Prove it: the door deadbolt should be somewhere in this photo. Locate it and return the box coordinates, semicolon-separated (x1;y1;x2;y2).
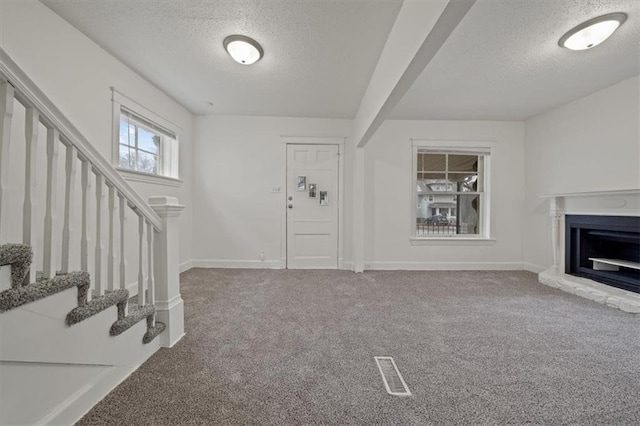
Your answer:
288;196;293;201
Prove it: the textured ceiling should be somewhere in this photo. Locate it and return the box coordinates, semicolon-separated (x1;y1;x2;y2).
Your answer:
42;0;639;121
41;0;403;117
390;0;640;120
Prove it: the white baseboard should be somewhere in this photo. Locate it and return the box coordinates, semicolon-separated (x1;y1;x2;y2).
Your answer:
2;341;160;426
523;262;547;273
188;259;357;271
190;259;284;269
182;260;524;272
363;261;524;271
179;260;193;273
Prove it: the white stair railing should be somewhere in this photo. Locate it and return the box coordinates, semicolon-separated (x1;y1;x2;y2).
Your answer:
0;48;184;346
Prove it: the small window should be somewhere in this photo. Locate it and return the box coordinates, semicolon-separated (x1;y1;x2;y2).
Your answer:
119;111;163;174
413;142;491;239
112;89;179;180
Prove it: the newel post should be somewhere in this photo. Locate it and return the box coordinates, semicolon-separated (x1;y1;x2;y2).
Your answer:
149;196;185;347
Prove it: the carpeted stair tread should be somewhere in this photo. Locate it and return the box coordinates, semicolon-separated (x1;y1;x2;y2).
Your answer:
1;244;165;346
142;320;166;344
0;243;33;287
110;304;155;336
66;289;129;326
0;270;89;313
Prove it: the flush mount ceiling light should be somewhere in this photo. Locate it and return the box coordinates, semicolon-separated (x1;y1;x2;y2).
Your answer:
223;35;263;65
559;13;627;51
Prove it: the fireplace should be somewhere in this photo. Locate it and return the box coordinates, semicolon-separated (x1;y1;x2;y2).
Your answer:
538;190;640;313
565;215;640;294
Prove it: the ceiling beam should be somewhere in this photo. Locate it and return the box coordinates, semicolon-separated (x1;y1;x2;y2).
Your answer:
352;0;476;148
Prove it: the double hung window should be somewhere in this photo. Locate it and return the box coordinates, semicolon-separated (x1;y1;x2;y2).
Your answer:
413;142;491;239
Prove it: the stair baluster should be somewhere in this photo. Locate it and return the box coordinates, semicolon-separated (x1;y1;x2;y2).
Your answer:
80;157;90;284
147;219;155;325
107;184;115;291
0;81;14;238
94;172;103;296
43;127;59;278
118;192;126;290
137;211;145;307
23;108;38;284
61;144;76;273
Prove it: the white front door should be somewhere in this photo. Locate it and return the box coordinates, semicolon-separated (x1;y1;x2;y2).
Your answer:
286;144;339;269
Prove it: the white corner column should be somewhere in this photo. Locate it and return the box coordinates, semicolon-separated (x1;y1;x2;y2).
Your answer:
549;196;565;274
149;196;185;347
352;147;365;273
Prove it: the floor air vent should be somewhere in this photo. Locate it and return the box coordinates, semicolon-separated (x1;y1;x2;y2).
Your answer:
375;356;411;396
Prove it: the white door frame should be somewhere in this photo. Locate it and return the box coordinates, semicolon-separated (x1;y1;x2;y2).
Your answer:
280;136;346;269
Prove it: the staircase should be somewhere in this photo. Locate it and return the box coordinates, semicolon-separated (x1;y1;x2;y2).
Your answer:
0;49;185;424
0;243;165;343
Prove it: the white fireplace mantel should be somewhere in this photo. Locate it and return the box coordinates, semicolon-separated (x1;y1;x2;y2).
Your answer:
537;188;640;314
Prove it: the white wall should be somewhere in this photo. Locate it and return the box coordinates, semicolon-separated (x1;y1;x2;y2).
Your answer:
4;1;635;277
363;120;526;269
0;0;194;267
523;75;640;272
192;115;352;267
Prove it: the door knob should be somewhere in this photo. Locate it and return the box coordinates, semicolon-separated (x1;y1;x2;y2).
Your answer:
288;204;293;209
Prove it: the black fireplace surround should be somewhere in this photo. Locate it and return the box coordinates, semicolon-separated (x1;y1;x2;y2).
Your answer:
565;215;640;294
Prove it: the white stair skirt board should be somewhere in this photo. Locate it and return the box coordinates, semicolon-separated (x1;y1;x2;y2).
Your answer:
0;361;144;426
0;285;162;425
375;356;412;396
0;286;160;366
0;362;111;426
539;267;640;314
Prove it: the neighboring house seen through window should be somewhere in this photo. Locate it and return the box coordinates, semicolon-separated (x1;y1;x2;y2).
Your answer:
413;141;491;239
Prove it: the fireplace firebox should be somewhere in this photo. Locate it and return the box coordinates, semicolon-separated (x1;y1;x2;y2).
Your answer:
565;215;640;294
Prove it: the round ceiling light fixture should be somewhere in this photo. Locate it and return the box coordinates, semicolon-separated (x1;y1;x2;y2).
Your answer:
559;13;627;51
223;35;263;65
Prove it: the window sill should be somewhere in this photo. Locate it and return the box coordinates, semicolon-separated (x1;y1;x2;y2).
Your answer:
116;168;182;188
410;237;496;246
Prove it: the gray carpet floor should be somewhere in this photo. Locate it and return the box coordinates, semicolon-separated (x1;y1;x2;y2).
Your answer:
77;269;640;425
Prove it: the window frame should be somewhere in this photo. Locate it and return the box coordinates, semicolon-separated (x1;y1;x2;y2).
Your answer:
111;88;181;186
410;139;493;242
